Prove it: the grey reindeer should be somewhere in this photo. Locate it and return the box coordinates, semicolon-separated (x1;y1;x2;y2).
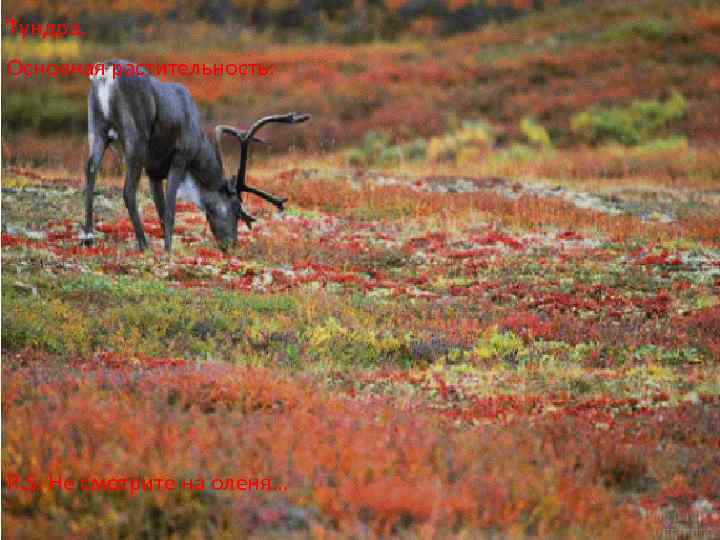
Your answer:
83;59;309;251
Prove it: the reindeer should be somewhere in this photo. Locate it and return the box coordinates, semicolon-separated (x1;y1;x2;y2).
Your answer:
82;59;309;252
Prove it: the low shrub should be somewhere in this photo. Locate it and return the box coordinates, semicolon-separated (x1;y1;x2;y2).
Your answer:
602;17;677;43
570;90;687;146
520;116;553;150
2;91;85;133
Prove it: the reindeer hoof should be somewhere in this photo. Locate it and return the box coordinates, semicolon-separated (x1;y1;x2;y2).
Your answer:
79;232;96;247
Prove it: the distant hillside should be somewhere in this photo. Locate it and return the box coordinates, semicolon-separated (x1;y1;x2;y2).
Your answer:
2;0;719;156
2;0;572;43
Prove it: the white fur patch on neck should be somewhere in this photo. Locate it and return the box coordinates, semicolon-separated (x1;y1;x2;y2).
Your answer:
177;173;206;211
94;74;115;119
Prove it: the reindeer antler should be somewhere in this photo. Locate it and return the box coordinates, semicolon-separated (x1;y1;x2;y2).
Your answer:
215;113;309;228
240;113;310;144
215;125;266;151
235;112;310;205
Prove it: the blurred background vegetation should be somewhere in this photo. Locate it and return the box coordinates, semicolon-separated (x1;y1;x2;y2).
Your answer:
1;0;719;175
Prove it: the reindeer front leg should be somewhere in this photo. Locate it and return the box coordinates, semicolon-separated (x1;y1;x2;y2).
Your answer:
164;157;187;252
149;178;166;235
123;158;148;251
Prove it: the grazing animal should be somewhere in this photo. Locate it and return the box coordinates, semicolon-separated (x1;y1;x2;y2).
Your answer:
83;59;309;251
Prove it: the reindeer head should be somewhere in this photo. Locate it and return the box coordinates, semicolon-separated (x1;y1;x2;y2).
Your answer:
213;113;310;250
201;183;245;251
